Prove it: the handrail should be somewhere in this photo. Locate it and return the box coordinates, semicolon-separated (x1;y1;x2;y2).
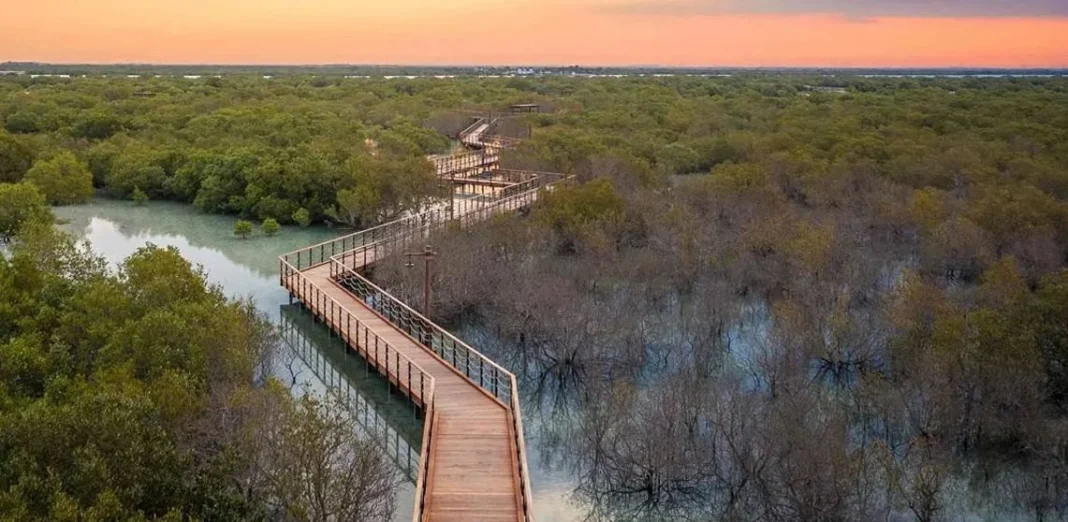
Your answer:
279;257;448;520
279;309;423;482
280;207;449;272
278;155;568;522
331;179;562;275
331;258;535;521
481;134;522;149
458;117;486;140
412;387;436;521
278;169;563;273
459;116;498;147
510;382;535;521
432;149;499;178
279;258;435;409
322;182;564;522
332;259;516;404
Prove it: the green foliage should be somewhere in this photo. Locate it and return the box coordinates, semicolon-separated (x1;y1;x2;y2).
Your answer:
70;110;123;140
132;187;148;206
292;208;311;228
0;132;33;183
233;219;253;239
261;218;280;236
85;141;120;187
1029;271;1068;406
0;231;397;520
2;71;1068;518
3;111;40;134
655;142;701;174
518;128;607;174
0;182;53;241
536;179;624;235
377;119;450;155
0;238;250;519
326;156;438;228
105;148;168;198
24;152;94;205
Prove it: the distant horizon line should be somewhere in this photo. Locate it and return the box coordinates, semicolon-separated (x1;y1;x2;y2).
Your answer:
3;61;1068;71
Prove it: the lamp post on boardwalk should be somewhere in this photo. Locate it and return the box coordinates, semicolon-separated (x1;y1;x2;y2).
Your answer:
405;245;437;318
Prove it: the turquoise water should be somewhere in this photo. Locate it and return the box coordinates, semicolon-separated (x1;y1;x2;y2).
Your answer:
54;199;336;321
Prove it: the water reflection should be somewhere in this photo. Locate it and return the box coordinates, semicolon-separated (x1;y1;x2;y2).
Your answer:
55;200;340;321
278;303;423;482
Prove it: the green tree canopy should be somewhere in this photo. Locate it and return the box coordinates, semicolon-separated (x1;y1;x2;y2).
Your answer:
24;151;94;205
292;208;311;228
0;182;53;241
234;219;253;239
261;218;280;237
71;110;123;140
0;132;33;183
0;231;397;520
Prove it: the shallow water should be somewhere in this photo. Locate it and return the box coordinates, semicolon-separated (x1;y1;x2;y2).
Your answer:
54;199;336;321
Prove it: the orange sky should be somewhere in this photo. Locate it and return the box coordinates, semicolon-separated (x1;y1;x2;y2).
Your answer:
1;0;1066;66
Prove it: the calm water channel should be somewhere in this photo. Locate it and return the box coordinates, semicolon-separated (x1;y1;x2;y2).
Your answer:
53;199;583;522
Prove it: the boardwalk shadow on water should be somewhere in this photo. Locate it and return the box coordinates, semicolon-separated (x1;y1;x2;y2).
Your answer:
277;303;425;483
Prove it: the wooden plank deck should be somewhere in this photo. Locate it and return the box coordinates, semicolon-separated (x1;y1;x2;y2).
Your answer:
278;168;562;521
285;264;523;522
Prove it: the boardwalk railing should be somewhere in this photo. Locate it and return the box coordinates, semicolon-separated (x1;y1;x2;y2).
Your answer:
413;386;437;522
458;117;487;142
331;174;566;273
279;209;448;272
279;260;435;409
432;149;498;178
480;134;522;149
280;257;444;519
279;306;422;482
330;260;535;521
320;179;565;522
279;158;566;521
332;261;515;403
279;169;566;273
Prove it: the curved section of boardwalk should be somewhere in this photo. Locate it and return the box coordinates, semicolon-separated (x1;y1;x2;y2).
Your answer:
281;119;560;521
299;264;522;521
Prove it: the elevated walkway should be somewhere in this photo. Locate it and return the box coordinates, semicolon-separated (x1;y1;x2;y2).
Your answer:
280;179;563;521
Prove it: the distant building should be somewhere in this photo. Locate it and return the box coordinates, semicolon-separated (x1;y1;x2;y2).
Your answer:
804;85;849;95
0;70;25;76
510;103;540;114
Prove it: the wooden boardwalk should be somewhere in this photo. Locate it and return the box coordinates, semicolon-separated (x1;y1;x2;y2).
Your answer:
280;115;565;520
279;182;566;521
284;265;524;521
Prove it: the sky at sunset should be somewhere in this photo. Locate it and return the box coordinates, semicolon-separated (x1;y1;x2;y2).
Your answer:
2;0;1067;67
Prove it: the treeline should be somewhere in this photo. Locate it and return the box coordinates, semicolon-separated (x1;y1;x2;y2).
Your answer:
0;198;397;521
371;77;1068;519
5;74;1066;229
